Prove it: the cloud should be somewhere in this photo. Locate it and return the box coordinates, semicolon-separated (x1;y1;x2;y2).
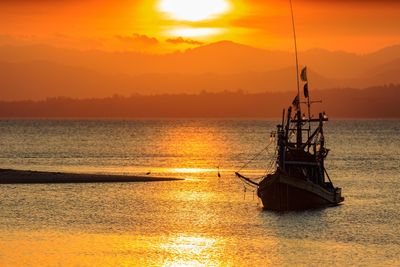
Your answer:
166;37;204;45
0;34;45;46
115;33;159;46
0;0;84;4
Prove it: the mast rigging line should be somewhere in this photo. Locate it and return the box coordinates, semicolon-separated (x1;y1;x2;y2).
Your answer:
235;139;274;174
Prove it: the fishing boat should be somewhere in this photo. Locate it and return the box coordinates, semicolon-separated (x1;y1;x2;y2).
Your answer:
235;0;344;211
236;88;344;211
236;74;344;211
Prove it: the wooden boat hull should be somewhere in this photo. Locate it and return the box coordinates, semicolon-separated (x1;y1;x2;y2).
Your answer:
257;172;344;211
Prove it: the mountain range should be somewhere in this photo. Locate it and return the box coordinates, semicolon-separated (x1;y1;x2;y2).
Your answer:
0;41;399;100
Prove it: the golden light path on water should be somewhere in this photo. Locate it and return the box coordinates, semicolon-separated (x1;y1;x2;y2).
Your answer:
1;229;398;266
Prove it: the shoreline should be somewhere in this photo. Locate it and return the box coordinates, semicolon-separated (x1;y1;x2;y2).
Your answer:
0;169;183;184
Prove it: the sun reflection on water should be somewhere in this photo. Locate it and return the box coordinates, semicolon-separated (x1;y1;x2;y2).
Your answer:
153;122;228;178
160;235;222;267
0;231;228;267
172;167;215;173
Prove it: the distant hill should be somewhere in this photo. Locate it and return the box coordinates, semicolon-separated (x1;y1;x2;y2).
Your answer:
0;41;293;75
0;42;399;100
0;60;334;100
301;45;400;79
363;58;400;85
1;85;399;118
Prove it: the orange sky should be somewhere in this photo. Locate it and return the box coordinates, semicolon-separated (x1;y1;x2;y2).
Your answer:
0;0;399;53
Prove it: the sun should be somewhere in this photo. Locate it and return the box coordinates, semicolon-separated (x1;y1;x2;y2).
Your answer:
158;0;231;22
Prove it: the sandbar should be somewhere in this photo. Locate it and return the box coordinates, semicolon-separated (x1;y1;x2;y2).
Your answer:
0;169;183;184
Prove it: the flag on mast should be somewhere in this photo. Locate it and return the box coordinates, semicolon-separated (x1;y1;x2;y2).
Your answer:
300;66;308;82
304;82;309;98
292;95;299;110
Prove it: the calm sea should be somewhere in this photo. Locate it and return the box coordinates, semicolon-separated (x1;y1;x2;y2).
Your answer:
0;119;399;266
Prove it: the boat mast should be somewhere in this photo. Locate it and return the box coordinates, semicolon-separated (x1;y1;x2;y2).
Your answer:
290;0;301;101
289;0;303;147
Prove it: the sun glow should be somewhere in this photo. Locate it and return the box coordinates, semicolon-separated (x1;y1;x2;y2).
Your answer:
159;0;231;22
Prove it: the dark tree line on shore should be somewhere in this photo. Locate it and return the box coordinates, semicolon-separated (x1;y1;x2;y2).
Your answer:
0;85;399;118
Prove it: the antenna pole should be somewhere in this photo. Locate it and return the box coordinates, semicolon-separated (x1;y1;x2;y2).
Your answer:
289;0;301;102
307;78;311;139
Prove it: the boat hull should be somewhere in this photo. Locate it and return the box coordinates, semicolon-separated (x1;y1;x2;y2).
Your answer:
257;172;344;211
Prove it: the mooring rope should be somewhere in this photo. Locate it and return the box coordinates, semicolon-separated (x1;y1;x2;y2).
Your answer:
235;138;276;174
